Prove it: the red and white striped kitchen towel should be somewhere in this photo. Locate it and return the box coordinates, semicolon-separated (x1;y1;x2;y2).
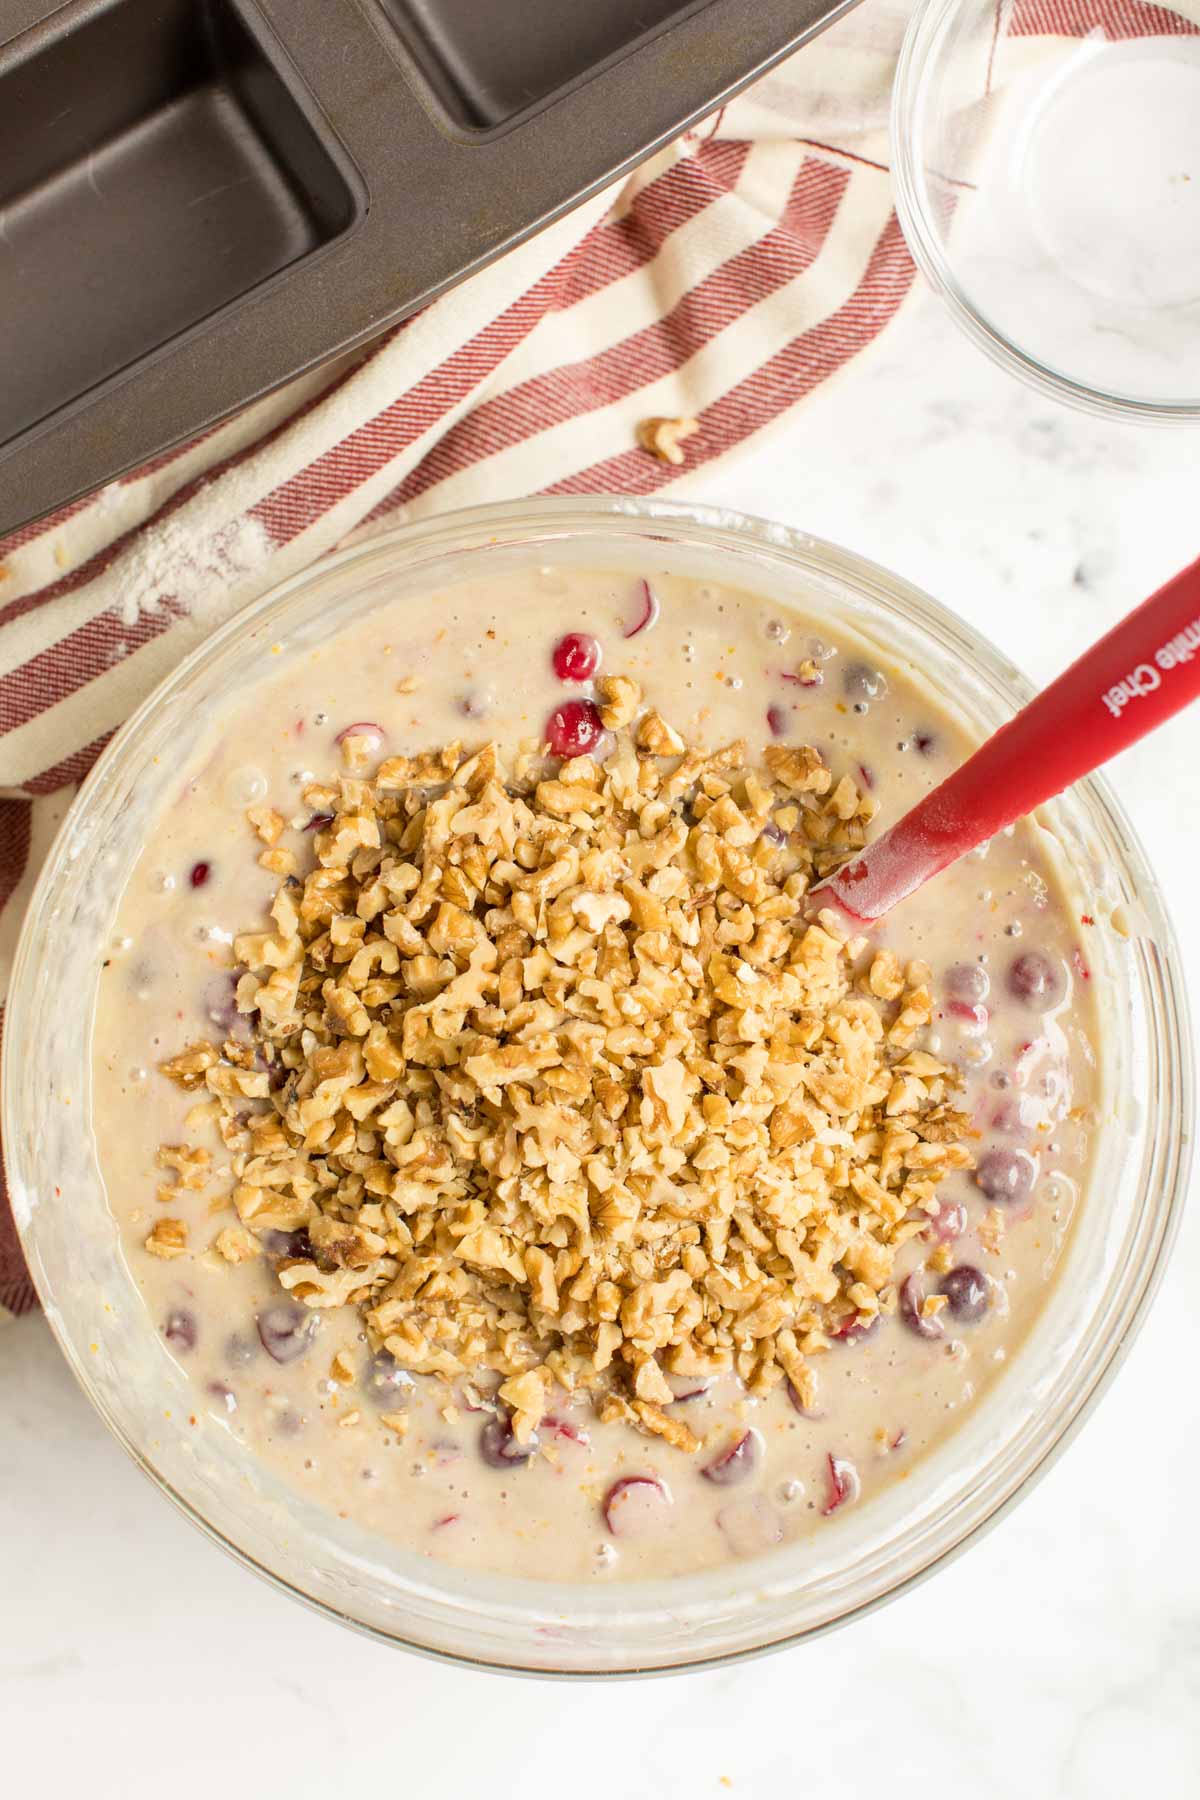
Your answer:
1;0;1176;1316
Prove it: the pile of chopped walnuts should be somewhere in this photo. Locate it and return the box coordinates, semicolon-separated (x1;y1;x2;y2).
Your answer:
156;674;972;1450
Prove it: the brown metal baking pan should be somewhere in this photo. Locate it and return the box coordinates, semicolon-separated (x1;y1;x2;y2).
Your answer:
0;0;860;536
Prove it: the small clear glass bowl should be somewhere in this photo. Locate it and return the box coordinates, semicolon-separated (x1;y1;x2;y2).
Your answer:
892;0;1200;419
5;498;1192;1674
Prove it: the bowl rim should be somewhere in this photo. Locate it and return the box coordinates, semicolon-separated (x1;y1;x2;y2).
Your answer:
890;0;1200;424
6;494;1194;1675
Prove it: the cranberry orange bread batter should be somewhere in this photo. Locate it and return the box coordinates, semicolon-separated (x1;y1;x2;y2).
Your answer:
93;566;1098;1581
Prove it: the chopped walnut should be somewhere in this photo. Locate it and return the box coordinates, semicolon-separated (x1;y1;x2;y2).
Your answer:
246;806;285;846
258;846;297;877
636;710;686;756
978;1206;1007;1255
764;743;832;795
145;1217;188;1259
633;1400;699;1453
160;703;971;1453
156;1143;211;1191
868;951;905;1002
596;674;641;730
214;1224;261;1264
159;1043;221;1091
636;415;700;466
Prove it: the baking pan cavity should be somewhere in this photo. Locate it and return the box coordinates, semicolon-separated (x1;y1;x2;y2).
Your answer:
380;0;710;132
0;0;358;444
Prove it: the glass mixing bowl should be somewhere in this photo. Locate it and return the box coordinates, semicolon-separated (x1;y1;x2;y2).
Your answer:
892;0;1200;420
5;498;1192;1674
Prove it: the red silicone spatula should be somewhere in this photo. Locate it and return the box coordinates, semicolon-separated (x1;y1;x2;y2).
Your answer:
813;552;1200;926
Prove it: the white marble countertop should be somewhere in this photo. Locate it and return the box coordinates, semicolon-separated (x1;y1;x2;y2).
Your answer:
3;288;1199;1796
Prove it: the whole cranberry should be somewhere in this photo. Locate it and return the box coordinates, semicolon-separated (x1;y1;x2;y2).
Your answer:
551;632;602;682
945;962;990;1003
842;662;887;702
926;1201;967;1245
666;1373;713;1403
701;1430;763;1487
973;1146;1037;1205
830;1312;881;1346
899;1271;944;1340
603;1475;672;1537
1007;951;1063;1006
163;1309;197;1353
363;1351;415;1408
940;1264;991;1324
822;1454;861;1515
479;1415;537;1468
544;699;604;759
256;1304;317;1365
260;1228;314;1260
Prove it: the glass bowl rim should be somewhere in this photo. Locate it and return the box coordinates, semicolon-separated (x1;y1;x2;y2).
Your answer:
890;0;1200;424
6;494;1193;1675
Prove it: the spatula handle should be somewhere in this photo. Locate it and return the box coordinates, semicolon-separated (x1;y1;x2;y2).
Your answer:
821;553;1200;924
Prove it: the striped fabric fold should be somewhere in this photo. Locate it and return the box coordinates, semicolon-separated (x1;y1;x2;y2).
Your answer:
0;1;921;1317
